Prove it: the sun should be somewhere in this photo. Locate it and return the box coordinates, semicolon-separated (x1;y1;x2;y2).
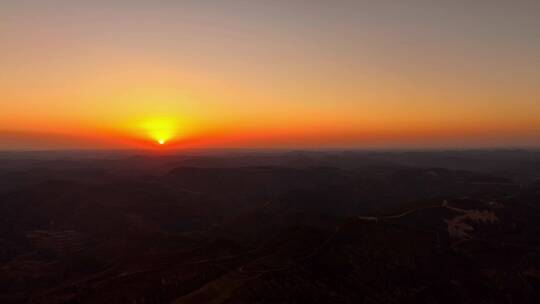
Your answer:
139;118;178;146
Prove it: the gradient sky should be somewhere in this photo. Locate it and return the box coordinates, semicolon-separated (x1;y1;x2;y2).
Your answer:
1;0;540;149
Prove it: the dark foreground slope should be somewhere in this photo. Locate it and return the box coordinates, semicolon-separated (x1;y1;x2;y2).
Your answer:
0;151;539;303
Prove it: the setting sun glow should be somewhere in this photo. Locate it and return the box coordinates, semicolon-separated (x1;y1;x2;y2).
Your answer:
139;118;178;147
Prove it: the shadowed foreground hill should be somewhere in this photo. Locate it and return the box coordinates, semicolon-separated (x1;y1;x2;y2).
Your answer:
0;151;539;303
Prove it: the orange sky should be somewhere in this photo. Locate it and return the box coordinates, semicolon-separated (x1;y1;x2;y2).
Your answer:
1;1;540;150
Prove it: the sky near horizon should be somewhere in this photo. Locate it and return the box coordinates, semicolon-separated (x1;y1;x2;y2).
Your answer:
1;0;540;150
